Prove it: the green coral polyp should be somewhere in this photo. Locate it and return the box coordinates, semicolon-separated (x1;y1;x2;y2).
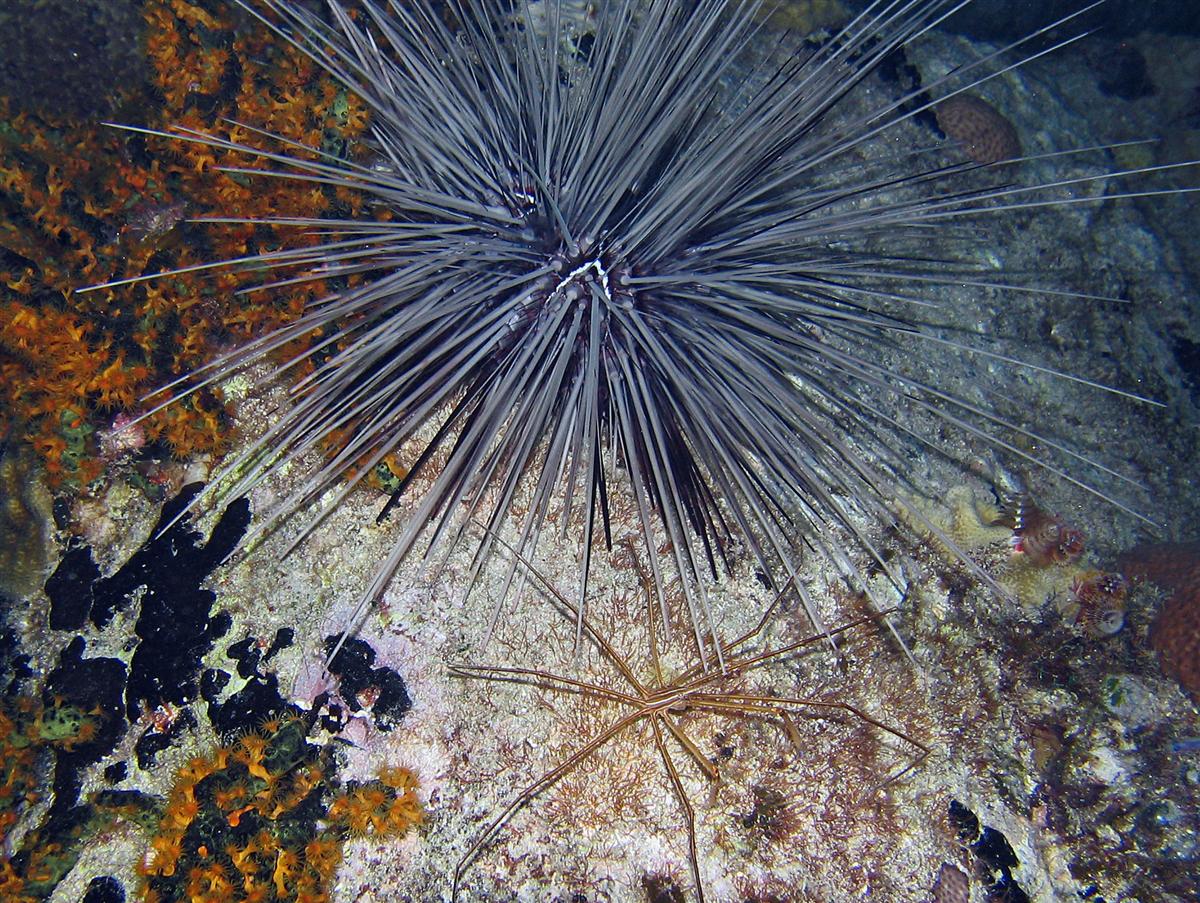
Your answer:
35;702;96;746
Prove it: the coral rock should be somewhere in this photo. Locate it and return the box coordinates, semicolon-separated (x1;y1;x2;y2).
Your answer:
0;445;54;599
1118;540;1200;701
935;94;1022;165
1063;570;1128;638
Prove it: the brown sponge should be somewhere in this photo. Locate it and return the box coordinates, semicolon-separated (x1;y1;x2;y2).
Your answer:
1118;540;1200;702
935;94;1022;165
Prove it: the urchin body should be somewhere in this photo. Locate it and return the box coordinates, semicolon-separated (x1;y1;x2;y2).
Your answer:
95;0;1170;657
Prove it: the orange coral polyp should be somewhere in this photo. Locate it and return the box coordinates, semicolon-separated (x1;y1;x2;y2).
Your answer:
272;848;300;897
1;0;373;481
212;783;248;811
303;836;342;880
148;834;183;877
386;796;423;832
377;766;417;790
237;732;268;758
226;803;257;828
241;885;270;903
167;795;200;830
177;756;215;786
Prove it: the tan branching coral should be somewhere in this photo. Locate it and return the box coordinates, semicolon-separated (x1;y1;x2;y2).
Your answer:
450;541;928;901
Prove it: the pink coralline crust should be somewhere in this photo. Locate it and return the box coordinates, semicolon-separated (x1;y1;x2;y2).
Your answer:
98;411;147;460
290;623;421;758
1117;540;1200;701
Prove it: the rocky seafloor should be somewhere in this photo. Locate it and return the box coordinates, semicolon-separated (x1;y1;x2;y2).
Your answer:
2;5;1200;903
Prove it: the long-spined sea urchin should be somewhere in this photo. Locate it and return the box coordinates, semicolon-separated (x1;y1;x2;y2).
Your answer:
83;0;1191;660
